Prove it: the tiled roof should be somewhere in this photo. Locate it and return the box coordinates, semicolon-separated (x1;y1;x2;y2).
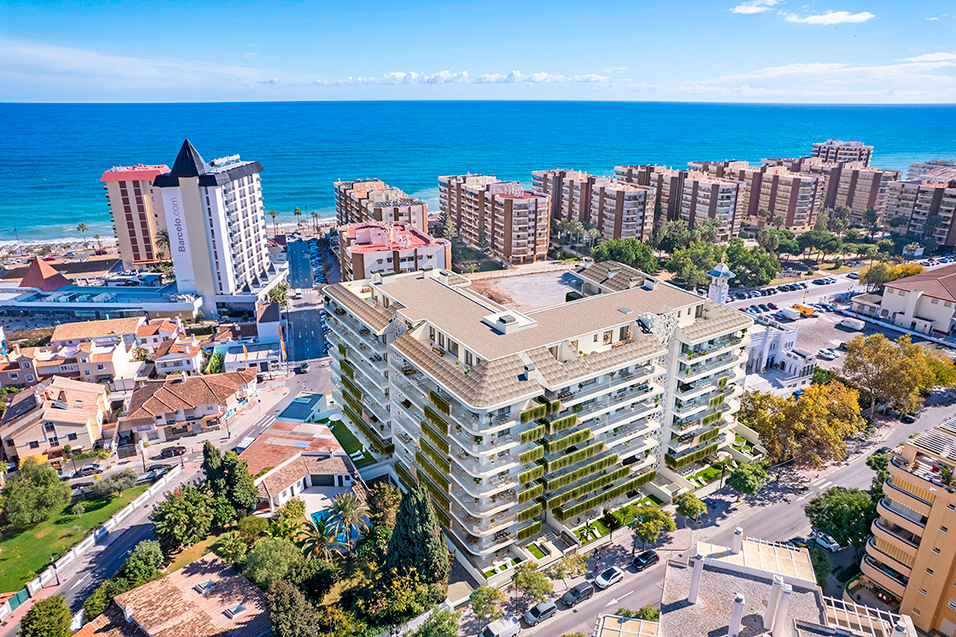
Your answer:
18;257;71;292
0;376;105;439
125;369;255;419
575;261;650;292
324;283;395;332
677;303;752;344
51;317;144;343
256;453;352;498
239;418;342;476
154;339;201;359
256;302;281;324
136;320;178;337
884;263;956;302
213;323;258;342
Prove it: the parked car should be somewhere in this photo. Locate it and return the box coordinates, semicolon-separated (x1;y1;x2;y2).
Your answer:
561;582;594;607
848;272;859;279
632;550;660;572
72;481;94;490
787;537;808;548
767;303;779;310
145;464;170;474
159;446;187;459
758;304;770;313
523;600;557;626
595;566;624;589
810;529;841;552
901;411;920;424
817;348;837;361
873;447;892;456
72;465;99;478
481;617;521;637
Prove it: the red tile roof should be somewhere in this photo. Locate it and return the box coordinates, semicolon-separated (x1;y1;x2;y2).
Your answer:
125;369;255;419
100;165;170;183
885;263;956;303
18;257;70;292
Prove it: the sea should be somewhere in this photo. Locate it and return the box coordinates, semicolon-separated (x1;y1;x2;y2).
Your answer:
1;101;954;242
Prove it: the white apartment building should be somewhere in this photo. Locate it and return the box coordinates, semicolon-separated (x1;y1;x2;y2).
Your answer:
811;139;873;166
101;164;169;267
152;140;287;314
333;179;427;233
337;221;451;281
324;261;752;582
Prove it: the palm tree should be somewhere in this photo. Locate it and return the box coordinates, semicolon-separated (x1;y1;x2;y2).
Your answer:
328;492;369;552
300;517;345;561
155;228;170;254
268;209;278;235
311;211;319;232
93;234;101;250
214;530;248;564
293;207;303;227
267;517;302;540
587;227;602;249
772;214;786;230
77;223;88;243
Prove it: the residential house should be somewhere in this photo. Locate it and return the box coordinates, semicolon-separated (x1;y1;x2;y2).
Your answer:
153;338;204;376
254;451;367;514
49;316;145;349
852;264;956;335
134;318;183;354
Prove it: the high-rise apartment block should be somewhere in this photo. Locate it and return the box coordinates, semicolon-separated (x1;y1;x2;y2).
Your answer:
907;160;956;181
850;422;956;635
101;164;170;267
152;140;286;312
439;175;550;264
689;161;822;233
333;179;427;233
614;165;685;223
337;221;451;281
532;169;604;224
811;139;873;166
882;179;956;247
324;261;752;581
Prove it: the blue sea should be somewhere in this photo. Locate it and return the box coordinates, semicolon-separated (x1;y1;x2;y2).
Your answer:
1;101;954;241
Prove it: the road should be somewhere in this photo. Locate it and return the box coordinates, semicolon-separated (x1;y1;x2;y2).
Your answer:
286;239;328;362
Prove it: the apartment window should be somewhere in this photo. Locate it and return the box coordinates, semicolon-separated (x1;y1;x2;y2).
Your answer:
96;364;105;371
927;568;935;576
438;334;444;348
949;504;955;510
28;441;39;449
68;433;78;441
26;375;33;382
83;370;91;376
934;548;941;554
603;331;612;345
919;589;927;596
912;609;921;616
948;599;956;612
943;526;949;533
8;373;17;380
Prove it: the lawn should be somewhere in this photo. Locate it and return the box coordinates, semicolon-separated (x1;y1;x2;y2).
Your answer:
329;422;375;467
574;518;611;543
0;484;150;591
690;466;721;485
477;260;505;272
528;543;546;560
167;529;230;573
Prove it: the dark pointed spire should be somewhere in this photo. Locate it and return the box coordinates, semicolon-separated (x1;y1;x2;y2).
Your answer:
169;139;207;178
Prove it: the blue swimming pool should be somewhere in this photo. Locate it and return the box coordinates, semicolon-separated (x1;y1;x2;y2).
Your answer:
310;510;356;544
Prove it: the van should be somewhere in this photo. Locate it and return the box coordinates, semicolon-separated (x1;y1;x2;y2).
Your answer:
780;307;801;321
293;288;302;300
523;600;557;626
792;303;816;317
480;616;521;637
840;317;865;331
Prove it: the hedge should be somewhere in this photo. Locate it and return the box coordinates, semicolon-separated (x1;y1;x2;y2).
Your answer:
520;424;547;445
433;503;450;528
337;343;347;358
517;520;542;541
702;412;721;427
710;393;725;408
420;438;451;474
395;461;415;488
519;465;544;485
421;474;450;513
518;502;542;522
342;375;362;401
543;442;604;473
343;404;394;455
547;414;577;434
519;446;545;465
416;451;450;493
536;395;562;414
521;404;548;424
544;453;619;491
555;471;656;522
424;405;449;434
342;391;363;417
543;428;591;455
698;427;719;444
518;484;544;504
429;390;450;415
546;465;630;509
718;376;729;389
340;358;355;380
420;421;450;454
665;442;719;469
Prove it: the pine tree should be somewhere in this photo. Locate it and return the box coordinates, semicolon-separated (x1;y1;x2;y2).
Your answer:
222;451;258;511
202;441;226;493
384;482;449;585
20;595;71;637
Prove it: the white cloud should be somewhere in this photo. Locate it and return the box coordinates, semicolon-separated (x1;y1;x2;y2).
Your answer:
901;52;956;62
602;66;629;73
304;70;470;86
258;77;279;85
571;74;610;82
928;17;939;20
474;71;608;84
243;52;258;58
784;10;876;24
731;0;782;14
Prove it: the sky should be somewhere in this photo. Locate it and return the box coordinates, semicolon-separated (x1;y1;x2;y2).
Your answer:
0;0;953;103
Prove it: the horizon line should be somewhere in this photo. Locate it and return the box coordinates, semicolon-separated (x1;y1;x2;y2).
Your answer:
2;99;956;107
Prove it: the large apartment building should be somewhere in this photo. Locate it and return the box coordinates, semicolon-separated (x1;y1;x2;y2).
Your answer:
689;161;822;233
811;139;873;166
614;165;684;223
907;160;956;181
438;175;550;264
849;422;956;636
324;261;752;581
333;179;427;233
531;169;605;223
337;221;450;281
101;164;169;268
152;140;286;312
882;179;956;247
679;171;745;241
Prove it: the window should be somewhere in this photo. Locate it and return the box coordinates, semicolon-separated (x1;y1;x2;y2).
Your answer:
948;504;954;510
943;526;949;533
919;589;927;596
593;334;598;343
67;433;78;441
83;370;91;376
934;547;941;555
26;375;33;382
913;609;921;616
619;326;628;341
28;441;39;449
948;599;956;612
96;364;105;371
8;373;17;380
932;299;940;305
603;331;612;345
927;568;935;576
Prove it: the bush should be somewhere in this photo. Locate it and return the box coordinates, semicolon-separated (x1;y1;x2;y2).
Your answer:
239;515;270;545
83;577;132;620
616;605;660;621
120;540;163;585
241;537;302;589
92;469;137;498
277;497;306;520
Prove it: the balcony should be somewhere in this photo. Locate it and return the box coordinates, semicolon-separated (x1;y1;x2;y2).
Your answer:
876;498;926;537
679;334;747;361
681;353;741;381
865;537;913;577
861;556;908;599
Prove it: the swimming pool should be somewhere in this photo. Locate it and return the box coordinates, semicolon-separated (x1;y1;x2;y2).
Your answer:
310;510;357;544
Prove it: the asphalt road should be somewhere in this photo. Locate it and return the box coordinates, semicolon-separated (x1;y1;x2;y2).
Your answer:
286;239;328;362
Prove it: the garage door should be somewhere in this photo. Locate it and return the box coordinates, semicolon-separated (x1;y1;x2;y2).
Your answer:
311;474;335;486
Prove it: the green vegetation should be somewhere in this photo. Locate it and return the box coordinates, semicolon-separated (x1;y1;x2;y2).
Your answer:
329;422;375;467
543;429;591;454
517;520;542;541
543;441;605;472
519;445;545;464
727;462;770;502
528;543;547;560
664;442;718;470
591;238;660;273
520;404;548;424
520;423;547;444
616;606;661;621
20;594;71;637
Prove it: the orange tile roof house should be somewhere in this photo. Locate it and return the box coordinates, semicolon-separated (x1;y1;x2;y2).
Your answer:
75;554;270;637
118;369;257;444
134;318;183;354
253;451;367;515
153;338;204;377
50;316;146;347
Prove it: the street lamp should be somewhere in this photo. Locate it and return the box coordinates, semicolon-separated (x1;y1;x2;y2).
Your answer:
50;556;60;586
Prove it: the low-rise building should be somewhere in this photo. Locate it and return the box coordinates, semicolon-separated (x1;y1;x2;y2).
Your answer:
118;369;257;444
154;338;204;376
134;318;183;354
851;264;956;335
74;554;270;637
222;341;282;374
744;317;816;391
0;338;146;391
334;179;428;233
811;138;873;166
338;221;450;281
50;316;144;349
253;451;367;515
0;376;109;466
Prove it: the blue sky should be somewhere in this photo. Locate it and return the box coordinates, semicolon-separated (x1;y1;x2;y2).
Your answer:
0;0;953;103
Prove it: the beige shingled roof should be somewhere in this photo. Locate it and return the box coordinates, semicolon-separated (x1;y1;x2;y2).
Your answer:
126;369;256;419
677;303;752;344
51;317;144;343
325;283;395;332
576;260;650;292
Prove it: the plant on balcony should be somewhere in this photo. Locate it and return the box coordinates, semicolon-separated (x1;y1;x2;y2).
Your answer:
429;391;450;415
544;442;605;473
520;404;548;424
340;358;355;379
547;414;577;434
518;503;542;522
519;466;544;485
572;404;583;414
520;424;546;445
395;461;415;488
535;395;561;414
718;376;729;389
554;471;655;522
697;427;719;444
518;484;544;504
543;429;591;455
419;421;449;454
546;466;631;509
664;442;719;470
342;391;363;417
337;344;347;358
424;405;449;435
544;454;620;491
342;375;362;401
710;394;725;408
519;446;545;465
420;439;451;474
416;451;450;493
517;520;542;541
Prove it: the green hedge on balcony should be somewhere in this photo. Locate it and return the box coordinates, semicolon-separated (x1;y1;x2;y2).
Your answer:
698;427;719;444
543;442;605;473
416;451;450;493
520;424;547;445
424;405;449;434
519;465;544;485
518;484;544;504
420;421;450;454
554;471;656;522
420;438;451;474
544;428;591;455
521;404;548;424
518;503;542;522
395;461;415;488
342;391;363;417
665;442;719;469
718;376;729;389
429;390;451;415
536;395;562;414
702;412;721;427
546;465;630;509
342;375;362;401
547;414;577;434
710;393;725;408
517;520;542;541
519;446;544;465
544;453;619;491
340;358;355;380
337;343;347;358
344;405;394;456
420;474;450;513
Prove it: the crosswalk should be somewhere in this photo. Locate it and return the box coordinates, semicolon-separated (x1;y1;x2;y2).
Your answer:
795;475;833;501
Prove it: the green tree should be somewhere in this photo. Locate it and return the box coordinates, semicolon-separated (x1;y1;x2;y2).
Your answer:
83;577;132;620
204;351;224;374
441;215;457;242
922;352;956;394
269;209;279;235
268;280;291;308
156;227;171;253
842;334;933;418
674;492;708;522
317;605;366;637
76;222;88;243
239;515;270;545
277;496;306;520
713;457;735;488
202;440;225;492
591;239;660;273
727;462;769;502
222;450;258;511
367;481;402;529
293;206;303;227
241;537;302;588
120;539;164;585
756;229;780;252
470;586;505;624
210;494;238;529
410;609;462;637
629;506;675;551
301;516;346;561
19;594;71;637
214;530;248;564
511;562;553;605
616;606;660;621
264;579;323;637
287;556;340;603
863;207;880;239
866;452;890;501
805;487;876;555
385;482;450;585
150;485;213;552
814;207;831;233
268;517;303;540
547;553;588;590
1;457;72;527
91;468;137;498
329;491;369;553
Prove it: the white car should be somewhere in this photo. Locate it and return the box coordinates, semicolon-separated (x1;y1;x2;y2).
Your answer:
822;348;840;359
811;530;841;552
595;566;624;589
817;348;837;361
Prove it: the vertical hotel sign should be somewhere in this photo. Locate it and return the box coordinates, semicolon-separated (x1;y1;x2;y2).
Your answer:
160;187;197;294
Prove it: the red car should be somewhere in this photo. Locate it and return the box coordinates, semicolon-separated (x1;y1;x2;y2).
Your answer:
42;256;56;261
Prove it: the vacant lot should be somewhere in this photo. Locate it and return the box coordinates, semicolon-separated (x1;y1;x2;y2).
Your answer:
467;271;577;312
